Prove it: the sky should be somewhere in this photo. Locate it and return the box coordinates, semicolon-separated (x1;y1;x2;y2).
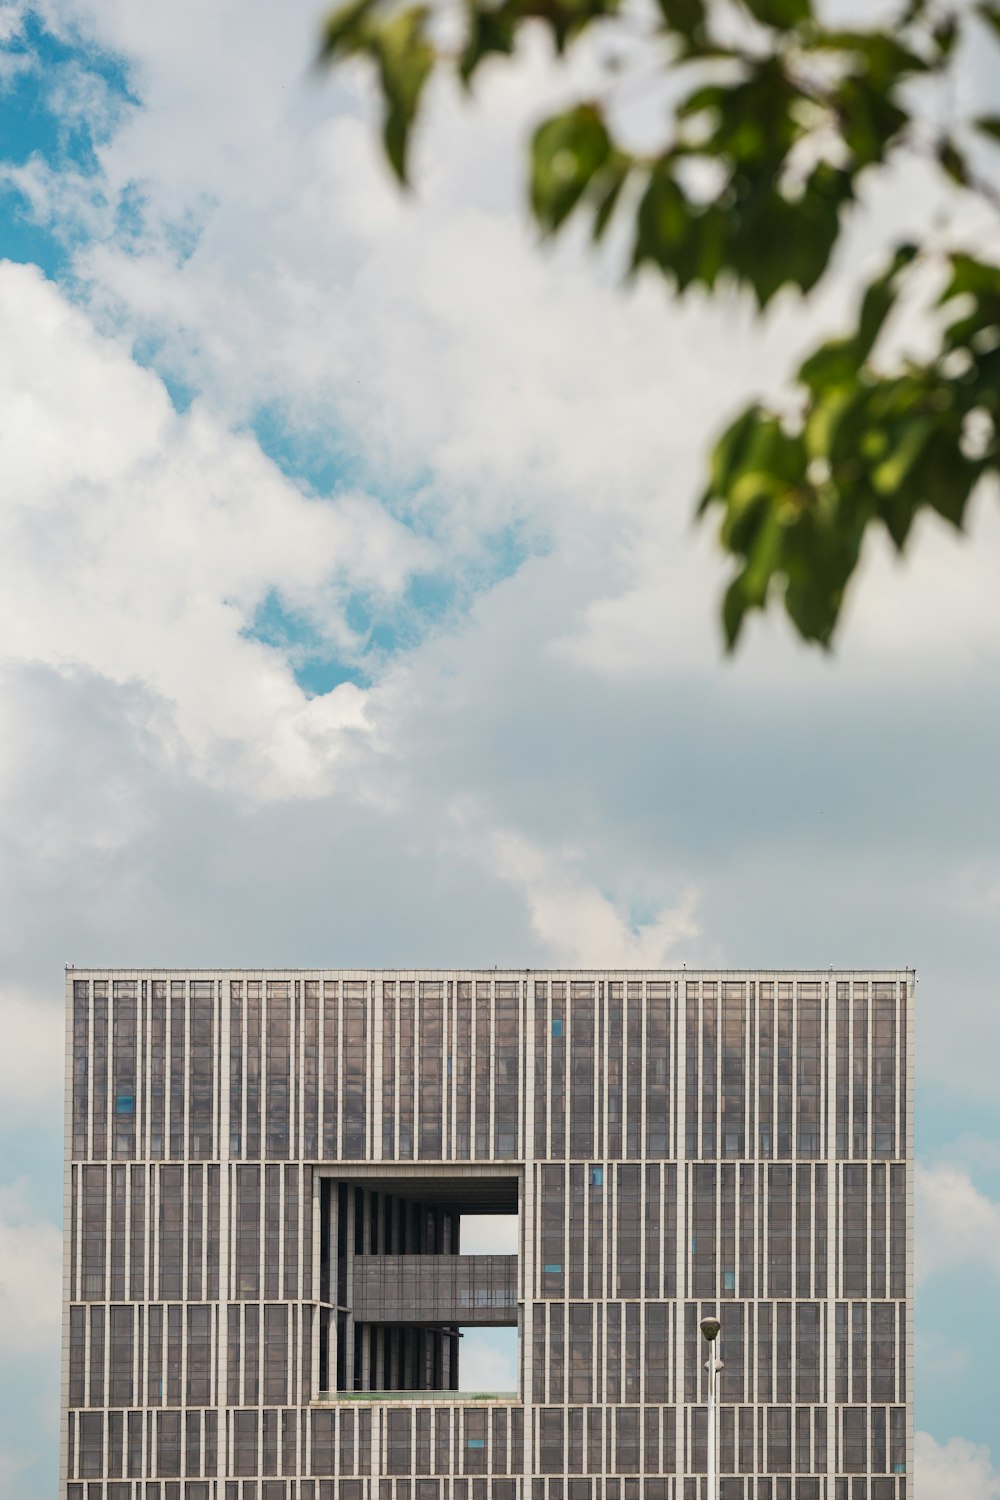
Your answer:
0;1;999;1496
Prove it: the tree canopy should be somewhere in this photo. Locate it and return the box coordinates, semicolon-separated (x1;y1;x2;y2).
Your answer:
318;0;1000;649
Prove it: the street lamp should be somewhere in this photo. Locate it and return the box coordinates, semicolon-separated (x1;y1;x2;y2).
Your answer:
699;1317;723;1500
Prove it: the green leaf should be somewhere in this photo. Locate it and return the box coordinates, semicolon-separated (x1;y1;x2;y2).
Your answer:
703;60;798;166
632;163;701;289
531;105;611;232
870;416;934;500
591;155;630;242
656;0;707;40
729;164;847;307
318;0;380;59
856;243;917;358
812;31;928;84
784;572;839;648
974;115;1000;143
740;0;811;27
675;83;729;122
799;339;858;395
940;254;1000;305
530;0;625;53
372;8;436;183
459;7;518;84
978;3;1000;44
722;572;751;648
720;498;793;648
835;75;908;167
938;139;970;187
933;16;958;57
699;405;766;511
918;433;980;528
804;384;858;458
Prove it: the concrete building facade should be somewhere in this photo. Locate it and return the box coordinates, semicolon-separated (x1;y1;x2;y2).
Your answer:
62;968;913;1500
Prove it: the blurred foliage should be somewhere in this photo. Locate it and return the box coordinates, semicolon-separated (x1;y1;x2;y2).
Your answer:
319;0;1000;648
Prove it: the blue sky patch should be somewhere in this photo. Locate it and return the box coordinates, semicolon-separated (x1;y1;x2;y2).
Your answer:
251;402;366;498
242;522;540;696
0;182;69;276
0;12;136;269
0;14;128;171
242;589;369;696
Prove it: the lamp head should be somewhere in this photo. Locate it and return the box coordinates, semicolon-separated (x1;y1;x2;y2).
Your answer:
699;1316;721;1342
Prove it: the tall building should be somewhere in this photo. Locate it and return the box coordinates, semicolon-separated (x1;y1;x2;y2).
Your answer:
63;969;913;1500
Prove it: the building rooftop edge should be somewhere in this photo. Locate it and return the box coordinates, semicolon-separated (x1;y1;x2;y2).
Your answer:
64;964;916;975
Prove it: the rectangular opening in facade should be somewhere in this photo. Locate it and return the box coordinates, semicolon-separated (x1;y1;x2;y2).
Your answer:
316;1170;520;1397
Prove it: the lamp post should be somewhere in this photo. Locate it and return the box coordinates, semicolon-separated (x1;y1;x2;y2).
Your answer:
699;1317;722;1500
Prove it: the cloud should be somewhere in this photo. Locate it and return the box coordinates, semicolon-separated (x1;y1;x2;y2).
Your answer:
458;1329;518;1393
0;11;868;556
916;1163;1000;1285
16;0;997;684
916;1432;1000;1500
0;1;29;48
0;1183;61;1355
489;827;701;968
0;261;432;798
9;5;1000;762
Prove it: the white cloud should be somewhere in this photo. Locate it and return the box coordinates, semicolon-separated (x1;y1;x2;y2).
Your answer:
0;261;434;799
489;827;700;968
0;2;27;46
916;1432;1000;1500
11;0;997;735
916;1163;1000;1284
0;1183;62;1356
458;1329;518;1393
1;10;841;543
